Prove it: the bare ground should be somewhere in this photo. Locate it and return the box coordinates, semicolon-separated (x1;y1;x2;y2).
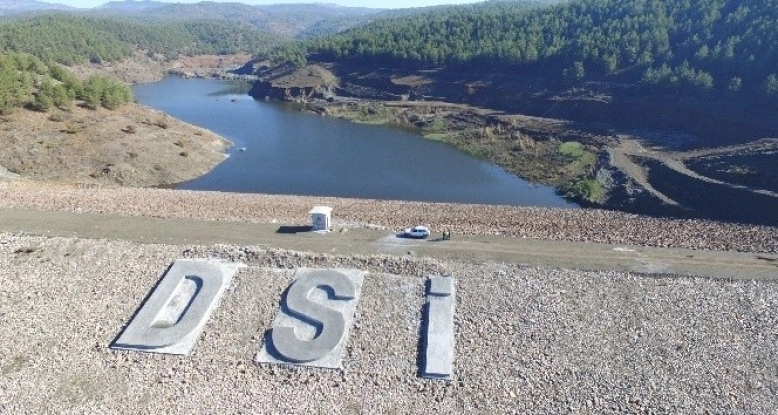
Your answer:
253;61;778;215
0;104;230;188
608;136;778;207
66;52;253;84
1;231;775;414
0;53;262;188
4;54;777;224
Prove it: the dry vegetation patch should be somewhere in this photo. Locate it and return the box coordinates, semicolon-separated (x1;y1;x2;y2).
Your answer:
0;104;230;187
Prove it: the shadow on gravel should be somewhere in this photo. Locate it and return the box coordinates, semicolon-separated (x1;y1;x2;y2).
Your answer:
109;262;175;348
427;237;450;243
276;225;313;234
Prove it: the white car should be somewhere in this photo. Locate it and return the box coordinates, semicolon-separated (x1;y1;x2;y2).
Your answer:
404;225;430;239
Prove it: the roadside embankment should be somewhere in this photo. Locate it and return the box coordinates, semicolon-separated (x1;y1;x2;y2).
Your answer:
0;183;775;253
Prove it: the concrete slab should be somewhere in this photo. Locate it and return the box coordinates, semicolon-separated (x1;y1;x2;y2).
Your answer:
429;275;453;296
421;274;455;380
257;268;365;369
111;259;245;355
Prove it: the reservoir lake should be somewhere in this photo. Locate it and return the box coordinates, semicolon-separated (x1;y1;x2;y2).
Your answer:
133;77;577;208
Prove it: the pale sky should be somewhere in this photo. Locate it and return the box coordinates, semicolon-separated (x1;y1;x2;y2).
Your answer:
50;0;485;10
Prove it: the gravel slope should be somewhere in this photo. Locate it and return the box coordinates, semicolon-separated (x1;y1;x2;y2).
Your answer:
0;184;776;413
0;233;775;414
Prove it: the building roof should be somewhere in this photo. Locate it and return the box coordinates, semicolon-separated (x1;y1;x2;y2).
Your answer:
309;206;333;215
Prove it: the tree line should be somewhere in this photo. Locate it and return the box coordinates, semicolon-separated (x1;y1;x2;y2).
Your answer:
0;52;133;114
267;0;778;98
0;12;280;114
0;13;274;66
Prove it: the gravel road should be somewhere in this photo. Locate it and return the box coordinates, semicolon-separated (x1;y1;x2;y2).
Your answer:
0;182;775;253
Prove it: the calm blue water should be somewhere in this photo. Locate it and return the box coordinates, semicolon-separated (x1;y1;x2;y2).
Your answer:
133;77;577;208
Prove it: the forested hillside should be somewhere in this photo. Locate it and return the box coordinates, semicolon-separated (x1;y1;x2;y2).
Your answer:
0;52;132;114
285;0;778;97
0;0;388;66
0;3;385;114
0;13;273;65
0;0;384;40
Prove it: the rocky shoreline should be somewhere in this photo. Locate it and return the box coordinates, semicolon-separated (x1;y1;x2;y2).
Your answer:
0;103;231;188
5;54;769;228
4;53;776;233
245;61;778;226
0;54;255;189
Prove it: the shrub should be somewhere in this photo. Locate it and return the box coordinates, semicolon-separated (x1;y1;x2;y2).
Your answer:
560;178;606;204
64;123;82;134
154;117;170;129
48;112;67;122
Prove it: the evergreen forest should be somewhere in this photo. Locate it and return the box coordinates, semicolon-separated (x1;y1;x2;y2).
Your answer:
3;0;778;114
0;51;133;114
0;13;274;65
0;11;274;113
272;0;778;98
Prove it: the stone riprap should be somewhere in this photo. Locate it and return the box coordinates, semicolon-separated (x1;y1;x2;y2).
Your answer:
257;268;364;368
1;233;776;414
0;184;775;253
111;259;245;355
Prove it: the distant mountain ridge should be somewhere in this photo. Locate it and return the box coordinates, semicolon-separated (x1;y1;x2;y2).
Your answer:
0;0;387;38
0;1;393;66
90;1;385;38
0;0;73;15
96;0;168;12
253;0;778;144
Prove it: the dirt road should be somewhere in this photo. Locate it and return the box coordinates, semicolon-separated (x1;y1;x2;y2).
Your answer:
2;206;775;281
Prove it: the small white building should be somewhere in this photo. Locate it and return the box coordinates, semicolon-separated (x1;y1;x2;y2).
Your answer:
309;206;333;232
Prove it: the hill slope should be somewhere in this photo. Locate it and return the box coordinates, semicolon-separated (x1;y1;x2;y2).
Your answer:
0;0;386;39
0;13;273;64
291;0;778;97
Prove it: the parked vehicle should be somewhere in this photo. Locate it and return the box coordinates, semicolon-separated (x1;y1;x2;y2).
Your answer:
404;225;430;239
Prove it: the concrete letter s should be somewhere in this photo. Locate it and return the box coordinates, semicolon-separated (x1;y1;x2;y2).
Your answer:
270;270;356;363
